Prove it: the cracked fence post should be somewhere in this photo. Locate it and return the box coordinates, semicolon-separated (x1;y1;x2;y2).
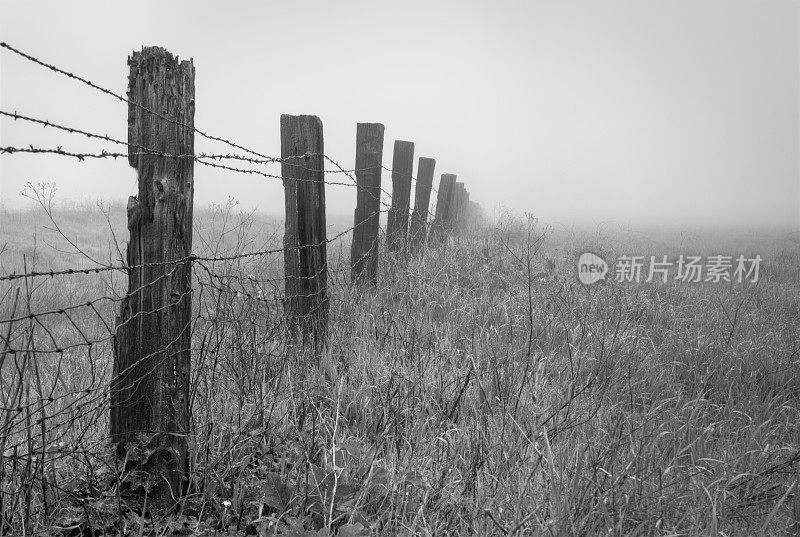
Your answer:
350;123;384;286
111;47;194;507
386;140;414;253
280;115;328;347
409;157;435;253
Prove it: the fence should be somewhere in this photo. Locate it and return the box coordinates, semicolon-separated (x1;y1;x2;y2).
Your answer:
0;43;483;520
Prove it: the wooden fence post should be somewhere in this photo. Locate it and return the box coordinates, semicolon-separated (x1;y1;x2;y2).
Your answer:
451;183;460;231
463;190;471;228
432;173;456;240
351;123;384;285
112;47;194;506
451;181;464;231
453;182;467;231
386;140;414;253
280;115;328;346
409;157;435;252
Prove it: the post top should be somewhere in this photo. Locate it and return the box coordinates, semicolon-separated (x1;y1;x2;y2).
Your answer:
129;46;194;71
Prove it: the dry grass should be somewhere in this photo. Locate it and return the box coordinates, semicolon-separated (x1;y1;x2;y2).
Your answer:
0;200;798;536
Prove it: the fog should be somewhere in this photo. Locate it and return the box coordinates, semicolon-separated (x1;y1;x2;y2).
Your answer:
1;0;797;230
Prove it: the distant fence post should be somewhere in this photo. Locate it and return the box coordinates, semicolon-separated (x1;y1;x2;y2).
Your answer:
451;181;464;231
386;140;414;253
409;157;435;252
432;173;456;241
452;182;466;232
280;115;328;347
463;190;471;228
112;46;194;506
351;123;385;285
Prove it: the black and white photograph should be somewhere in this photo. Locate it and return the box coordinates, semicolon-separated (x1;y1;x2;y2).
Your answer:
0;1;798;535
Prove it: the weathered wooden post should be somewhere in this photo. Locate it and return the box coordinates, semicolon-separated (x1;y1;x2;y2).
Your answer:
112;47;194;506
386;140;414;253
452;182;466;231
409;157;435;252
463;190;471;228
351;123;384;285
281;115;328;346
432;173;456;241
451;182;464;231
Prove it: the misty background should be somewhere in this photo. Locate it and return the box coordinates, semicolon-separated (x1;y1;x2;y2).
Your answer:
0;0;798;230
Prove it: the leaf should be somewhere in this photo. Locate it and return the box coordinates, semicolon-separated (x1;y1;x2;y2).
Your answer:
370;466;389;489
310;465;336;498
333;483;355;504
277;516;317;536
261;472;293;512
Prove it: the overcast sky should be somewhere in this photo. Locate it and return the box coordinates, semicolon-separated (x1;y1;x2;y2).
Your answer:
1;0;798;229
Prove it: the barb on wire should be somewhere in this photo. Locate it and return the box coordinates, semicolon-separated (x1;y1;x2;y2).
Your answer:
1;146;126;161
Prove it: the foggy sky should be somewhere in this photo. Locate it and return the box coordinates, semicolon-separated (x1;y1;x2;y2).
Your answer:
1;0;798;229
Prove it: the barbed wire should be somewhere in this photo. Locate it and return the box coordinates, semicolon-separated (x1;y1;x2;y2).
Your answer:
0;110;399;215
0;226;396;362
0;41;276;161
0;41;445;202
0;110;435;193
1;145;127;161
0;262;182;325
0;143;385;191
0;253;384;361
0;207;391;282
0;110;282;165
0;41;465;224
0;110;388;178
0;109;462;240
0;109;443;216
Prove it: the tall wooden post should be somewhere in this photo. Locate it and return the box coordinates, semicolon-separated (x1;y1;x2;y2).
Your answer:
432;173;456;241
386;140;414;253
281;115;328;346
112;47;194;506
351;123;384;285
409;157;435;252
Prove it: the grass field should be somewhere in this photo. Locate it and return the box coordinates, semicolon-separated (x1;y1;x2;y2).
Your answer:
1;199;799;536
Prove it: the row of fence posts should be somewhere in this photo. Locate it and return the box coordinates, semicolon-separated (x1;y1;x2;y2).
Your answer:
110;46;478;506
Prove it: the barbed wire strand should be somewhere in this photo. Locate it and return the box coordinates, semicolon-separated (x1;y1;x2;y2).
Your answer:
0;206;390;282
0;42;276;161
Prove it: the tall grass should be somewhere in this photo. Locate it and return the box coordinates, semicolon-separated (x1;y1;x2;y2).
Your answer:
0;200;798;536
